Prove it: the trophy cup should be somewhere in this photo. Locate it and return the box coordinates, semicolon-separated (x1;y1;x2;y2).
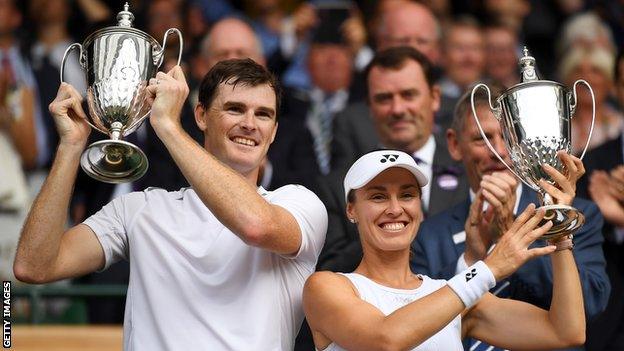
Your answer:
59;3;183;183
471;48;595;239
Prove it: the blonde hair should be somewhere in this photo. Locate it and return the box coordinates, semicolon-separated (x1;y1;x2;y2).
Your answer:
558;46;615;83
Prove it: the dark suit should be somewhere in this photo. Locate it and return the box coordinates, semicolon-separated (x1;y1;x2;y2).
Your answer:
577;135;624;351
266;90;320;190
412;186;610;350
330;101;453;172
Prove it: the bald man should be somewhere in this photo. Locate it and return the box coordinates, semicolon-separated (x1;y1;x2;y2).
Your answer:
202;17;266;70
374;1;441;65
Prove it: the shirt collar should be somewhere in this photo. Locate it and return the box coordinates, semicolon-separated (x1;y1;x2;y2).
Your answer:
412;135;436;165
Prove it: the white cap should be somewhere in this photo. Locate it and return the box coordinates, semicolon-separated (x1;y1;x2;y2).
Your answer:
343;150;429;202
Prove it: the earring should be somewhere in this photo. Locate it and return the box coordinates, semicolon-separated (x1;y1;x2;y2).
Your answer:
349;218;357;224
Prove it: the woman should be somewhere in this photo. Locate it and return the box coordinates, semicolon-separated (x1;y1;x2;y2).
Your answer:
303;150;585;350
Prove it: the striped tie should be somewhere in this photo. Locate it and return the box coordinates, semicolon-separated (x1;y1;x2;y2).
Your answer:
312;97;333;175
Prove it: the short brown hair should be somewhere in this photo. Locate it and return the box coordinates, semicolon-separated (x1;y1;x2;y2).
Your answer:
198;58;281;117
364;46;436;92
451;82;504;136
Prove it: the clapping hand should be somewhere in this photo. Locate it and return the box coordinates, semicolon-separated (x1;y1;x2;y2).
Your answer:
589;166;624;227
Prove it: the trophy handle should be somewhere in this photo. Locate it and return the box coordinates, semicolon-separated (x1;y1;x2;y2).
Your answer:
60;43;108;135
571;79;596;160
470;83;536;191
156;28;184;67
60;43;84;82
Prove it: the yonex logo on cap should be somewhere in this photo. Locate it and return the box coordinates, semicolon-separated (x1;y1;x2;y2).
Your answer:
380;154;399;163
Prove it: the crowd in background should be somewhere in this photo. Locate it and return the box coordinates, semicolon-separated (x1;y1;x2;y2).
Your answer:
2;0;624;349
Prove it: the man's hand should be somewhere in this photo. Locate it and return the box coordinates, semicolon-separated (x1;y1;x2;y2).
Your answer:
292;3;317;39
539;151;585;206
464;172;517;265
589;170;624;227
48;83;90;148
146;66;189;134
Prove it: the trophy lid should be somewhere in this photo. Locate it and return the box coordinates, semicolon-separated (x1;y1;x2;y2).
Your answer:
117;2;135;27
519;47;539;82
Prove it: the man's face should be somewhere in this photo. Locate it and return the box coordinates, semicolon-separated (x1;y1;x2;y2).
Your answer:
368;60;440;153
447;105;511;192
195;82;278;178
484;27;518;84
377;6;440;64
308;44;353;94
443;26;485;89
205;20;265;70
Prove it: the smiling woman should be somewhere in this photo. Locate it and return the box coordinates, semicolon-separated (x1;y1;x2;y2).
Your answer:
303;150;586;351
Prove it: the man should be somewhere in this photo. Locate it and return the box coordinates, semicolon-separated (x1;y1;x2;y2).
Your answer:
14;59;327;350
317;47;468;273
436;17;486;132
483;22;520;88
268;24;354;191
201;17;266;71
412;88;610;350
332;2;443;172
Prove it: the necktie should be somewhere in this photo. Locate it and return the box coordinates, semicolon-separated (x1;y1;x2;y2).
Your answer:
312;97;333;175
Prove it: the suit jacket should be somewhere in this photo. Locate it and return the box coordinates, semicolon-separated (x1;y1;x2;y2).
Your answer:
411;185;610;325
266;90;320;191
315;134;469;272
330;101;453;172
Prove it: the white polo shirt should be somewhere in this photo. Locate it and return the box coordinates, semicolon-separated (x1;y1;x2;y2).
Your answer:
84;185;327;351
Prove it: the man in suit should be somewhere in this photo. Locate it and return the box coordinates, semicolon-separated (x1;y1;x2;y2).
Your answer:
316;46;468;273
412;87;610;350
331;2;443;172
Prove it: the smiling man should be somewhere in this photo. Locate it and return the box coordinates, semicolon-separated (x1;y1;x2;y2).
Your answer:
14;59;327;350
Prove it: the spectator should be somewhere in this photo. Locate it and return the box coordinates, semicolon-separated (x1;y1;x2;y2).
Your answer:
578;49;624;351
437;16;486;132
484;22;520;88
559;46;622;154
412;87;610;351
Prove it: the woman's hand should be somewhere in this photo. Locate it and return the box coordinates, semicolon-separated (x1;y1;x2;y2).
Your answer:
484;204;556;281
539;151;585;206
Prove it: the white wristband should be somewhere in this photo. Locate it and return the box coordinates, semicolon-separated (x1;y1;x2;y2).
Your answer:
447;261;496;308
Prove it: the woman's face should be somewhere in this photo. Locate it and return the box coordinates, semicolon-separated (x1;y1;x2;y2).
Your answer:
567;57;612;107
347;168;423;252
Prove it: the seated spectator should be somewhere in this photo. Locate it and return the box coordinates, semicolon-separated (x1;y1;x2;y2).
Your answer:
578;49;624;351
483;22;520;88
559;46;622;154
412;87;610;350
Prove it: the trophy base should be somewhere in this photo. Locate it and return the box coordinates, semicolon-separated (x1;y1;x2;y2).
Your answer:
538;204;585;240
80;139;148;184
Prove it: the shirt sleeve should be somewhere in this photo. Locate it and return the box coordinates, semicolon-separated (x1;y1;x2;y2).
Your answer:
269;185;328;271
82;191;146;271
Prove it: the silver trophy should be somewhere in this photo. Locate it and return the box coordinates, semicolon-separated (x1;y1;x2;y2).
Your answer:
60;3;183;183
471;48;595;239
